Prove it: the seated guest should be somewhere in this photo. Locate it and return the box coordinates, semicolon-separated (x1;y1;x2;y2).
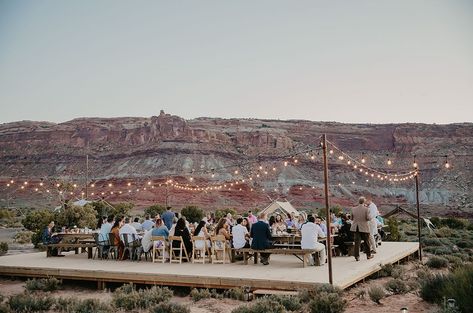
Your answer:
146;218;170;259
119;217;139;244
301;216;326;266
131;217;143;232
268;215;276;228
294;212;307;230
250;212;272;265
232;218;250;249
96;216;107;231
215;218;231;240
315;217;328;236
110;217;124;258
173;217;193;258
41;221;62;256
271;214;287;234
152;218;169;238
193;220;211;250
99;216;114;242
285;212;297;229
225;213;235;228
141;215;155;231
334;213;354;255
247;210;258;225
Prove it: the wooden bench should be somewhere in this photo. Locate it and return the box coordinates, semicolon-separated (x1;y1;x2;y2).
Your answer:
46;243;96;258
235;248;319;267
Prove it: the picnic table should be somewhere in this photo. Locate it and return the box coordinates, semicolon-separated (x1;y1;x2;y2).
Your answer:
46;232;96;258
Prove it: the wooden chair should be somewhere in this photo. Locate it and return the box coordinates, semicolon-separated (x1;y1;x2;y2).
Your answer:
151;236;168;263
211;235;229;264
169;236;190;263
192;236;210;264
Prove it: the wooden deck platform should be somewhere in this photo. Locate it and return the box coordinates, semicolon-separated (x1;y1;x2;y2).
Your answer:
0;242;418;291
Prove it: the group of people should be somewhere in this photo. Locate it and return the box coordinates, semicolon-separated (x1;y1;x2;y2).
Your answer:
43;197;383;264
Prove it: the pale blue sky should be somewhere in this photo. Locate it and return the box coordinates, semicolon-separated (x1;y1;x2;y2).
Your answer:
0;0;472;124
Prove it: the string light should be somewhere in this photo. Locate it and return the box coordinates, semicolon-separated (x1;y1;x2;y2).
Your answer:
413;155;418;169
444;156;450;169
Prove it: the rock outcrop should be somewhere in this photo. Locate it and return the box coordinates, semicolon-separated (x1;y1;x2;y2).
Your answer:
0;111;472;216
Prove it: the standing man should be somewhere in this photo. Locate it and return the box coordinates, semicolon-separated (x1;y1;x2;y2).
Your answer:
350;197;374;261
247;210;257;225
250;212;272;265
162;207;175;231
366;196;379;254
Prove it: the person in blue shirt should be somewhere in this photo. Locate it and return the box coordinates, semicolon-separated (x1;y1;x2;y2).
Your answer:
161;207;175;231
151;218;169;238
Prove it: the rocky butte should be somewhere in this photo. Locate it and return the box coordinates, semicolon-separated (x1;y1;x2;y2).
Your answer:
0;111;472;217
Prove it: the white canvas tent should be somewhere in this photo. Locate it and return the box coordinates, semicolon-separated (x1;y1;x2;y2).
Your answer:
260;200;300;217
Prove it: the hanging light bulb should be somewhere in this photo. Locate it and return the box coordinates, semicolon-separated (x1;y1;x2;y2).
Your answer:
413;155;418;168
284;161;288;167
386;154;392;165
234;170;239;174
361;152;366;163
444;156;450;169
329;149;334;154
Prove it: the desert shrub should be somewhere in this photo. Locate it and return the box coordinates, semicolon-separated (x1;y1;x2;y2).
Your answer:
420;273;451;303
25;277;61;292
145;205;166;218
268;295;302;311
151;302;190;313
231;297;285;313
430;216;441;227
391;265;405;279
8;292;55;312
180;206;204;224
406;278;420;291
112;283;173;310
377;263;394;277
190;288;212;302
90;201;133;219
55;297;111;313
215;208;237;220
444;255;463;268
443;217;468;229
456;240;473;249
368;285;386;304
441;264;473;313
14;231;33;244
309;291;347;313
0;242;7;255
54;204;96;229
0;303;11;313
426;256;449;269
0;209;15;220
385;279;409;294
298;284;342;304
386;218;400;241
22;209;55;247
223;287;246;301
436;227;453;238
423;237;443;247
424;246;453;255
416;268;431;280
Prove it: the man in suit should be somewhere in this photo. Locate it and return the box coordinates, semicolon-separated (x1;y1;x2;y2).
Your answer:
350;197;374;261
250;212;272;265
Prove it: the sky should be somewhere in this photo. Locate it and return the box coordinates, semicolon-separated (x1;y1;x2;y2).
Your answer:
0;0;472;124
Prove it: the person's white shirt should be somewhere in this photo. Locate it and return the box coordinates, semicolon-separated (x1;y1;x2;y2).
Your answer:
232;224;249;249
368;202;379;236
301;222;325;249
119;223;138;243
131;222;143;232
141;229;153;252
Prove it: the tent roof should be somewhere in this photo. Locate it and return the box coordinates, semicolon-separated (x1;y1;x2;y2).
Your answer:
382;206;417;219
72;199;92;207
260;200;300;217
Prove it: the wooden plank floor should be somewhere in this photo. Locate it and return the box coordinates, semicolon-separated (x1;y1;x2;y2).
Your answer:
0;242;418;291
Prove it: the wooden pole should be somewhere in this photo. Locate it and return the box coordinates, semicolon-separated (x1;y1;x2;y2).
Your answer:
322;134;333;285
415;171;422;261
85;154;89;199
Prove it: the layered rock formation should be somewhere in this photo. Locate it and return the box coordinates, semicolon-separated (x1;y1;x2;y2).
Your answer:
0;110;472;216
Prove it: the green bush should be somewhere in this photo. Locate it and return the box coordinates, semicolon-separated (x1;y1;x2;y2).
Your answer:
190;288;212;302
391;266;405;279
25;278;61;292
436;227;453;238
426;256;449;269
90;201;133;219
268;295;302;311
422;237;443;247
112;283;173;310
377;263;394;278
420;273;451;303
445;264;473;313
0;209;15;220
8;292;55;312
456;240;473;249
385;279;409;294
145;205;166;218
151;302;190;313
443;217;468;229
180;206;204;224
54;204;96;229
215;208;237;220
0;242;8;255
55;297;112;313
231;297;285;313
368;285;386;304
386;218;400;241
298;284;342;304
309;291;347;313
22;209;55;246
223;287;246;301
